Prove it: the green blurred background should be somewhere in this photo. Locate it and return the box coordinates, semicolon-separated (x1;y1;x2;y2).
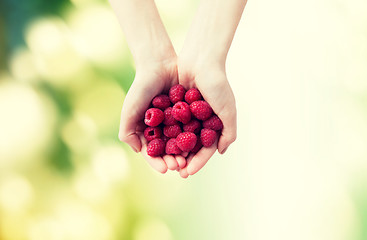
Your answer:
1;0;367;239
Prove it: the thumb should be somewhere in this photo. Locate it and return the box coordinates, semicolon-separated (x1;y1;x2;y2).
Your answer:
217;108;237;154
118;132;141;153
118;79;156;152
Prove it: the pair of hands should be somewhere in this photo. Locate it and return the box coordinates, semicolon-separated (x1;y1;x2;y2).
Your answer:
118;50;237;178
109;0;245;177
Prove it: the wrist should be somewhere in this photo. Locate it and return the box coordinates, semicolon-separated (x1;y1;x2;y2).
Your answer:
181;39;227;65
109;0;177;69
178;49;226;75
134;41;177;70
179;0;246;71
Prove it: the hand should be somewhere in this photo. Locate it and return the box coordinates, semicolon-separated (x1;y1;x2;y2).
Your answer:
118;58;186;173
177;59;237;178
110;0;244;176
172;0;244;178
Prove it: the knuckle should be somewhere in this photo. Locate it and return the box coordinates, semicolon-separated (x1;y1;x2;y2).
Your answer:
228;134;237;144
118;133;127;142
158;167;168;174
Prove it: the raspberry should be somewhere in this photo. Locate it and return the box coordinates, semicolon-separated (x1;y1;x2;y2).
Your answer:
163;107;178;126
191;140;203;153
161;135;170;144
203;115;223;131
145;108;164;127
200;128;217;147
144;127;162;142
185;88;202;104
169;84;186;104
176;132;197;152
165;138;182;155
143;87;223;158
152;94;171;110
147;139;165;157
183;120;201;134
163;124;182;138
190;101;213;121
172;101;191;124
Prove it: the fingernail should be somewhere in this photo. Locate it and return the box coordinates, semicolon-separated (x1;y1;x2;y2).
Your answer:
132;147;138;153
221;147;229;154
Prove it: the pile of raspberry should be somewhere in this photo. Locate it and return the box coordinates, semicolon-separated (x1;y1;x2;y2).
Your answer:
144;84;223;157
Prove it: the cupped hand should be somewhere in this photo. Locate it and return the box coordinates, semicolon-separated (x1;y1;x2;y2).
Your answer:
177;59;237;177
119;57;236;176
118;58;186;173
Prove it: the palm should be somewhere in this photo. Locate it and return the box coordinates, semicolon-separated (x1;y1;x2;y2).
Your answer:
177;63;237;177
119;60;188;173
127;61;178;130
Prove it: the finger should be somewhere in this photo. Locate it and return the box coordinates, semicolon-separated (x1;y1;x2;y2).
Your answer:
175;155;187;169
178;154;194;178
119;133;141;153
119;110;143;152
179;168;190;178
163;155;179;170
217;109;237;154
119;114;146;153
119;79;160;152
177;68;195;89
181;152;189;158
186;138;218;175
179;169;189;178
139;134;168;174
140;144;168;174
136;121;146;133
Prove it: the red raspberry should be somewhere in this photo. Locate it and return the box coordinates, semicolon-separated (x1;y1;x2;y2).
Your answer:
185;88;202;104
176;132;197;152
183;120;201;134
203;115;223;131
145;108;164;127
165;138;182;155
144;127;162;142
152;94;171;110
191;140;203;153
169;84;186;104
200;128;217;147
190;101;213;121
172;101;191;124
163;107;178;126
147;138;165;157
161;135;170;144
163;124;182;138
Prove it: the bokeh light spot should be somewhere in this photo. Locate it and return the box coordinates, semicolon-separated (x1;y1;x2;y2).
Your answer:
10;48;39;83
61;112;97;153
55;203;112;240
74;168;110;203
92;144;129;184
133;218;172;240
67;4;126;69
25;17;86;85
0;81;56;167
74;79;124;134
28;218;64;240
0;175;34;213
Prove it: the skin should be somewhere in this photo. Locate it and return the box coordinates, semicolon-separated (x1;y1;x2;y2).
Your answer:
109;0;247;177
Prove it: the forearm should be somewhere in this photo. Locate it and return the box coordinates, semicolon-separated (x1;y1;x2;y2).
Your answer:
181;0;247;66
109;0;175;67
